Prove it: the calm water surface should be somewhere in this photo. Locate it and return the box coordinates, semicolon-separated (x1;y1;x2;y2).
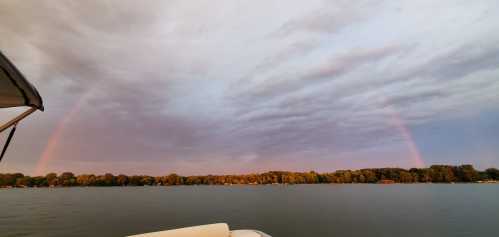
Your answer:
1;184;499;237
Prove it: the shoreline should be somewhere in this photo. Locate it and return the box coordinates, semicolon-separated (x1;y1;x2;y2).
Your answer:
2;165;498;188
2;181;498;189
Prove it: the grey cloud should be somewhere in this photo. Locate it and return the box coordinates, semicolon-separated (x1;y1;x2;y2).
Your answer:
224;39;499;157
422;44;499;80
239;45;404;102
1;0;499;174
274;0;379;36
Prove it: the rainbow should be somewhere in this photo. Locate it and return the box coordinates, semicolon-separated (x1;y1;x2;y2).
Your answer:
34;90;426;174
387;106;425;168
34;90;92;175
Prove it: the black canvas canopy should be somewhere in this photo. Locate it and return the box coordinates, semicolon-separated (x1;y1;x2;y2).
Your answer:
0;51;43;111
0;51;44;161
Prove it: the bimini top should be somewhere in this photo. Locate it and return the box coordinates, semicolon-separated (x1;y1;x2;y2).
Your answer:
0;51;44;111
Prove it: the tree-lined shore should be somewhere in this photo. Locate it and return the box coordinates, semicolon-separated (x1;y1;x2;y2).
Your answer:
1;165;498;188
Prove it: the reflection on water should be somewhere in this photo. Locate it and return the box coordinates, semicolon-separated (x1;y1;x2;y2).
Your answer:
1;184;498;237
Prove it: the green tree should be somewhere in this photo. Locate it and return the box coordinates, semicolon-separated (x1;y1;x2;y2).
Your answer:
16;176;33;187
485;168;499;180
59;172;76;186
454;165;480;182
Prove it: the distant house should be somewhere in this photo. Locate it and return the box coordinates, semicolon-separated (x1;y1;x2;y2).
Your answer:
379;179;395;184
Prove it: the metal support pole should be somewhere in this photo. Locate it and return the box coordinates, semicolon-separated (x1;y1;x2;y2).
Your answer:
0;107;37;133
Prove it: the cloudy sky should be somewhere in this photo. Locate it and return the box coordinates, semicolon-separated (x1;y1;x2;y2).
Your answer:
1;0;499;175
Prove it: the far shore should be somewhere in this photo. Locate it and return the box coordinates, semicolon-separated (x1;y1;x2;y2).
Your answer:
2;181;499;189
2;164;498;188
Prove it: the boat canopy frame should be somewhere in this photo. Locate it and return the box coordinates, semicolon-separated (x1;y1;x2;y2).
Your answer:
0;51;44;161
0;107;37;133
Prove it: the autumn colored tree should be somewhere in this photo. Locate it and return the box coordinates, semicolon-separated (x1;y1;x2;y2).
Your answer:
77;174;96;186
46;173;58;186
116;174;128;186
1;164;498;188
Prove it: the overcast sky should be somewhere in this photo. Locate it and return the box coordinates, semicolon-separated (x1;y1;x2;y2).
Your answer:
1;0;499;175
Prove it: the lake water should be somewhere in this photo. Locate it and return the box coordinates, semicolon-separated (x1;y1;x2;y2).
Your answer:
1;184;498;237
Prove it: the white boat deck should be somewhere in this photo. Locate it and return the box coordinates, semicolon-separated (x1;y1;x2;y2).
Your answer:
127;223;270;237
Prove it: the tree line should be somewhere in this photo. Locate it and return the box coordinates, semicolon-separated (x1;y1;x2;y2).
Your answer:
1;165;498;188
